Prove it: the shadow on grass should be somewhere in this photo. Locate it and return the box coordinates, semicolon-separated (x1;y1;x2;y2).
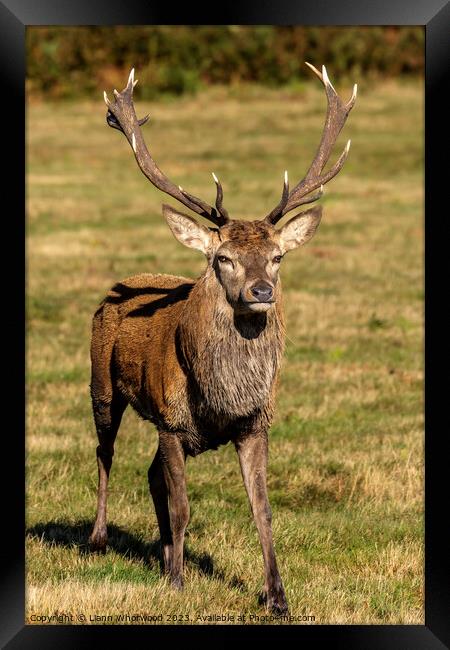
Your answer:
26;520;247;593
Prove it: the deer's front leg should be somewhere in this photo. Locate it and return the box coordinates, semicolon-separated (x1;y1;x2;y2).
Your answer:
148;447;173;575
158;432;189;589
235;430;288;615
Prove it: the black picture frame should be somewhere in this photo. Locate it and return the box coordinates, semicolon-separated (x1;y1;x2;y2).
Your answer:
4;1;449;647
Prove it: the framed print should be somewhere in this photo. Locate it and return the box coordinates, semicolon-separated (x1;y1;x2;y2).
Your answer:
2;0;449;647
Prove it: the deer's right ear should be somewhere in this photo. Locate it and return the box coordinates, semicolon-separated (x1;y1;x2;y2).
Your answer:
162;204;214;254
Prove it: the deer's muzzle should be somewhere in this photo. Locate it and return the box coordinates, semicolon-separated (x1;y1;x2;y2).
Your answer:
239;282;275;313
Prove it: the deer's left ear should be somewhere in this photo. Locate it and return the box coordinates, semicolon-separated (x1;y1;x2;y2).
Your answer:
278;206;322;253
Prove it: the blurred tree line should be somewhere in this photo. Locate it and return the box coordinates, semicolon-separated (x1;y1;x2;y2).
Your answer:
27;26;424;99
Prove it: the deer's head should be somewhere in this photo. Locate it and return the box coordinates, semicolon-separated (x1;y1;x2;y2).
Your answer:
104;64;357;315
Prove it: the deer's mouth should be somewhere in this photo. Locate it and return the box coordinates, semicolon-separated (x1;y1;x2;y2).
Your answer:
246;300;274;312
236;297;275;314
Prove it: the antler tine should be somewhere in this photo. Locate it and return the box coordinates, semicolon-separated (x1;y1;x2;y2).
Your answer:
264;171;289;224
284;184;325;213
104;69;224;227
265;63;356;225
212;173;230;224
265;175;326;225
178;182;229;227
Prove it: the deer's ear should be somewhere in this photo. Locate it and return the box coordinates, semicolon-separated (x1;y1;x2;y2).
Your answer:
278;206;322;253
162;204;214;254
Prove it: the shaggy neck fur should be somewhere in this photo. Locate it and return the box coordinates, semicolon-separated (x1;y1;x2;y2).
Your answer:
178;268;286;420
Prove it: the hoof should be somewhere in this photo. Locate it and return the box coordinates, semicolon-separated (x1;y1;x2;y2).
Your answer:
259;588;289;616
170;574;184;591
268;597;289;616
89;530;108;553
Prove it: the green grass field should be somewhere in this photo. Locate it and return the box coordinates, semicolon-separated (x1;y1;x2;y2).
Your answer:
26;77;424;625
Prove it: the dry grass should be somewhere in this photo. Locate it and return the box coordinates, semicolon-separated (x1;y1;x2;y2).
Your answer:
26;78;423;625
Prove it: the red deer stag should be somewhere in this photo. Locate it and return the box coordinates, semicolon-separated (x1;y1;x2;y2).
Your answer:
89;63;357;614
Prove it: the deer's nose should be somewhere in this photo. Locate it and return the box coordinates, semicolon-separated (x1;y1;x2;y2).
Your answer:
250;283;274;302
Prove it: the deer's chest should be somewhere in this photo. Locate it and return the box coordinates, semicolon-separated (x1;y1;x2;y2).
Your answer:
187;333;282;423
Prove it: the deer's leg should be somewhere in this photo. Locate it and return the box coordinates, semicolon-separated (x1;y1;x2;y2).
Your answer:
89;391;127;551
148;447;173;574
158;432;189;589
235;431;288;615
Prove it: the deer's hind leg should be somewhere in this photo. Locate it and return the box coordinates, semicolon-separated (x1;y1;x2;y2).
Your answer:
89;390;127;552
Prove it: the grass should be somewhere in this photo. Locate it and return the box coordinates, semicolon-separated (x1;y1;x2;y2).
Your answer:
26;77;423;625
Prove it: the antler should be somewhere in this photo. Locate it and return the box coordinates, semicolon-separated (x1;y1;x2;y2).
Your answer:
103;69;229;227
265;63;357;225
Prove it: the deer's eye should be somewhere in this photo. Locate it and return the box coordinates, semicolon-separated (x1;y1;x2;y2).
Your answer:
218;255;232;265
273;255;283;264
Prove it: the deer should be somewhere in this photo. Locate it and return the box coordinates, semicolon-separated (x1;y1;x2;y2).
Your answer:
89;62;357;614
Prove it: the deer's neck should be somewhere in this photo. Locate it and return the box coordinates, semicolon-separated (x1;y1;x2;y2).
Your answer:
178;270;285;419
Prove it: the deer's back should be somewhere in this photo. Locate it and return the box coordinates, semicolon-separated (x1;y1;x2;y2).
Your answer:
91;273;194;423
100;273;194;321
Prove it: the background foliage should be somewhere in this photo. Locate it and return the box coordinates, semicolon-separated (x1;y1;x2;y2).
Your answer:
26;26;424;99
